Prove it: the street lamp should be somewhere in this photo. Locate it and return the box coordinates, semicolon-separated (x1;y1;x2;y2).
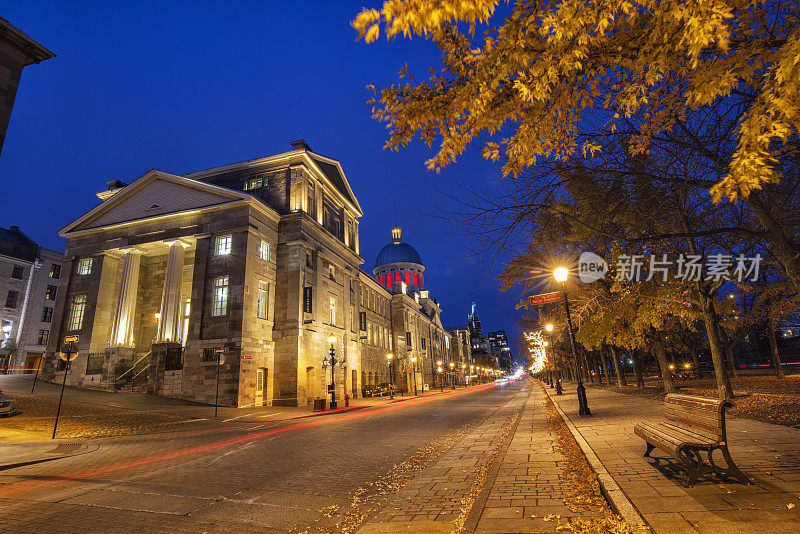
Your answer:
386;353;394;399
437;360;443;391
449;361;455;389
326;335;338;409
544;340;554;388
554;267;590;415
411;356;418;395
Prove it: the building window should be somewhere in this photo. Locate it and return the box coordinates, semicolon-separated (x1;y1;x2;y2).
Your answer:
5;290;19;309
406;331;412;348
347;220;355;251
405;271;411;286
215;235;232;256
67;294;86;330
41;306;53;322
421;337;426;351
329;296;336;325
414;272;419;286
243;174;265;191
212;276;229;316
257;281;268;319
395;271;401;282
45;285;57;300
11;265;24;279
37;329;49;346
49;264;61;279
307;181;316;218
77;258;93;275
329;263;336;281
259;240;271;262
202;347;217;362
306;250;315;269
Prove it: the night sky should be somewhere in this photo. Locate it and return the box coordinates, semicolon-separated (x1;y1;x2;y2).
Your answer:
1;1;527;359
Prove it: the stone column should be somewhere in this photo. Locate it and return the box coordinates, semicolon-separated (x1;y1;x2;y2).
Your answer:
109;249;142;347
156;240;188;343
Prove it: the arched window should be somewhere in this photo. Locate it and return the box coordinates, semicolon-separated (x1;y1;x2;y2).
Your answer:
386;273;392;288
414;272;419;286
395;271;401;282
405;271;411;285
419;275;424;289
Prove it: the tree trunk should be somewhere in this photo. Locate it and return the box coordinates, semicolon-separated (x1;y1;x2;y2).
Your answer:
582;349;593;383
700;293;735;400
651;335;676;394
611;345;627;386
768;321;785;379
717;325;738;378
631;348;645;390
598;347;609;386
690;345;702;379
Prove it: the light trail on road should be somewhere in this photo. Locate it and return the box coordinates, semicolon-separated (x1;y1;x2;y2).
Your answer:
0;380;517;499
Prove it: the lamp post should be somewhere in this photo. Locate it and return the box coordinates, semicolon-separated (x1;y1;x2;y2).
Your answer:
436;360;443;391
411;356;418;395
544;340;554;388
449;361;455;389
461;363;466;387
326;335;338;409
386;353;394;399
554;267;590;416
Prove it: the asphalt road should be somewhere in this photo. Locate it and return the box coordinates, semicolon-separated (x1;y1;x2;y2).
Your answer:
0;380;525;533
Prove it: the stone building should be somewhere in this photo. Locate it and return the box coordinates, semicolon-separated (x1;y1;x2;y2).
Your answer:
0;225;63;373
43;141;471;406
488;330;514;372
0;17;56;156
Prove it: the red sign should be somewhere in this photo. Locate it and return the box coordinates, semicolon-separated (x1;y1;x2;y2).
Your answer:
528;292;563;306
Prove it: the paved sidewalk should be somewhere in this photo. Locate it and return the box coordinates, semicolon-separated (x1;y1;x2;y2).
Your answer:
546;383;800;533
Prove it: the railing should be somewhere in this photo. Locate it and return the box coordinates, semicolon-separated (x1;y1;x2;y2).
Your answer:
114;350;152;391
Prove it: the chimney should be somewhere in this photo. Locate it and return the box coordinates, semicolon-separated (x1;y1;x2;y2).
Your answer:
290;139;311;151
10;225;20;232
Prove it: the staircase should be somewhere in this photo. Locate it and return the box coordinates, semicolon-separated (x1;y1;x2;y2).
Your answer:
115;351;151;393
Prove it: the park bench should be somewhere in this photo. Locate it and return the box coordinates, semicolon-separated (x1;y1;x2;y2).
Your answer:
634;393;750;487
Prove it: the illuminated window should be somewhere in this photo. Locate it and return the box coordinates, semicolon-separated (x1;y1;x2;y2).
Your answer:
259;241;271;261
49;264;61;279
405;271;411;285
212;276;229;316
395;271;401;282
242;175;263;191
77;258;93;275
257;281;268;319
307;181;317;217
386;274;392;288
215;235;232;256
37;329;49;346
45;285;57;300
68;294;86;330
329;296;336;325
414;272;419;286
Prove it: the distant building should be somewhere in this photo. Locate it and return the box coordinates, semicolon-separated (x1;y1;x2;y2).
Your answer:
467;303;495;368
0;17;56;156
0;225;63;373
42;141;470;406
488;330;513;372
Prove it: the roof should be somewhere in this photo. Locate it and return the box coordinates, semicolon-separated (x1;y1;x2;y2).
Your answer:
309;155;357;208
374;241;423;268
0;17;56;66
0;226;35;247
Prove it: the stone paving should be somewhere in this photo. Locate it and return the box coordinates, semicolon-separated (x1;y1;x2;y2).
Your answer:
546;383;800;534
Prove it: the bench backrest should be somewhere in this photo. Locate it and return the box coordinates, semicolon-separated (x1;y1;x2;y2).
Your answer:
664;394;733;443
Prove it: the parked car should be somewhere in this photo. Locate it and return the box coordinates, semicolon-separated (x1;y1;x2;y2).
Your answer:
361;384;379;397
0;390;15;416
375;383;397;397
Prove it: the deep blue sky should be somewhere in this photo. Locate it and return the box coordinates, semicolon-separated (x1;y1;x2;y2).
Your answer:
1;1;526;358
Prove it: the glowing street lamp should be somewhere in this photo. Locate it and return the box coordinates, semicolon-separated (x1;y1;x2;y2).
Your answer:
326;335;338;409
449;361;455;389
437;360;443;392
554;267;590;416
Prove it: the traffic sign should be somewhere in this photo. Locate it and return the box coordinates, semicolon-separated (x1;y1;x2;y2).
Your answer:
59;349;78;362
528;292;563;306
64;335;79;343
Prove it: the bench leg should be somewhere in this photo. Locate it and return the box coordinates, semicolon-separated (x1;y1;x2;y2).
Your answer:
708;446;751;485
644;442;656;458
678;447;710;488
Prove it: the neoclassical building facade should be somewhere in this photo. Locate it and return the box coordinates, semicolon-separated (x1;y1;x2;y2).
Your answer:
43;141;471;407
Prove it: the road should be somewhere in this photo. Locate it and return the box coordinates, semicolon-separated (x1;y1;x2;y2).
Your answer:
0;380;525;533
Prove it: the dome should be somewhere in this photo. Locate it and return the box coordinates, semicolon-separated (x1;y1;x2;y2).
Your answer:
375;241;422;268
374;226;423;268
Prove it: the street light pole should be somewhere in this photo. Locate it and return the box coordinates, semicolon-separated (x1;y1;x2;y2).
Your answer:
328;336;338;409
437;360;443;392
386;353;394;399
214;348;225;417
554;267;590;416
411;356;418;395
449;361;455;389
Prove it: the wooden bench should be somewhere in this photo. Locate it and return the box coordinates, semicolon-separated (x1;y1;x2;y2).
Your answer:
634;394;750;487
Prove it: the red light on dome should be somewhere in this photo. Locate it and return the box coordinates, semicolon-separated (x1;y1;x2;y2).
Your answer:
395;271;401;282
405;271;411;285
414;272;419;286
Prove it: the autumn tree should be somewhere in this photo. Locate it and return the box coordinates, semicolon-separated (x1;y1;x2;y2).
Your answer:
355;0;800;287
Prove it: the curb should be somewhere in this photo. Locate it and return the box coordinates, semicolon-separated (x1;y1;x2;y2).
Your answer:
0;440;100;471
541;384;649;530
302;405;367;418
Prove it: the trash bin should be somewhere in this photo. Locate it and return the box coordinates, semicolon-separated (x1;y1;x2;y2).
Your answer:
313;398;327;411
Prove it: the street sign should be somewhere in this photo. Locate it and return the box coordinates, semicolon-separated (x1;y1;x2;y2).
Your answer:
528;292;563;306
59;351;79;362
64;335;79;343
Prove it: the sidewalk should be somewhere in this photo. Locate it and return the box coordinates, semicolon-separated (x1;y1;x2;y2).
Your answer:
545;382;800;533
358;380;629;533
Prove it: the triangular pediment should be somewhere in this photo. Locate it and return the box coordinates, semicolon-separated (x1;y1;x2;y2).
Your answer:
62;170;250;235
